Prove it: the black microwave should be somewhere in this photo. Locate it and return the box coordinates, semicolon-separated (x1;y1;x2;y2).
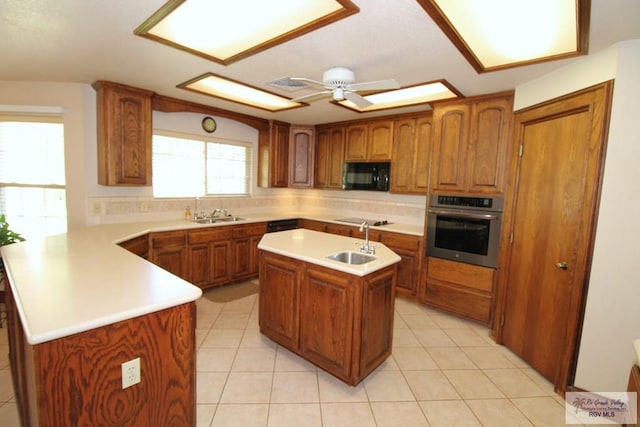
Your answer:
342;162;390;191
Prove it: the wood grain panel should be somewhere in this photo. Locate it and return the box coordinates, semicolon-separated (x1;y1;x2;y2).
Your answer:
427;257;494;293
33;303;196;426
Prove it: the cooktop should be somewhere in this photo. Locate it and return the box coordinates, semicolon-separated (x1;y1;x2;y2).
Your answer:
335;217;393;227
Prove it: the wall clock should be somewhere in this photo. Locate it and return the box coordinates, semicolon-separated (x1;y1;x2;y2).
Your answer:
201;116;217;133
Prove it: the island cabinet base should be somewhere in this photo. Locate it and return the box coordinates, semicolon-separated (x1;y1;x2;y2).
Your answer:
258;250;397;386
5;282;197;427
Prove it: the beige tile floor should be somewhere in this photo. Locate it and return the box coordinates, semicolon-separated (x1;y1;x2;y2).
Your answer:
0;286;582;426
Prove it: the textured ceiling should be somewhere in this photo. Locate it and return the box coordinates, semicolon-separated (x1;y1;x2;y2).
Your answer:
1;0;639;125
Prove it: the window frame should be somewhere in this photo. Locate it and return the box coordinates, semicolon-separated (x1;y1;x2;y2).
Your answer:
152;129;253;199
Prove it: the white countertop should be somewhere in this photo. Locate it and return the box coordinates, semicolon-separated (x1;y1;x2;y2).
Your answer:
0;213;421;345
258;229;401;276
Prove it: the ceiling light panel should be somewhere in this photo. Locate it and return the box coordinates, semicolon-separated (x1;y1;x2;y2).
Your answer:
178;73;305;112
135;0;359;64
338;80;461;112
416;0;589;72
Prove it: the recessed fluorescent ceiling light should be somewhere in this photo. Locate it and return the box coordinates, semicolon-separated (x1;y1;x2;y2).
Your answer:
135;0;359;65
415;0;589;72
178;73;305;112
338;81;460;112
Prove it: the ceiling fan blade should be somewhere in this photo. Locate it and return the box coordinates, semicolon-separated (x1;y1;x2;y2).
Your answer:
289;77;327;89
344;91;373;108
290;91;332;103
349;79;400;91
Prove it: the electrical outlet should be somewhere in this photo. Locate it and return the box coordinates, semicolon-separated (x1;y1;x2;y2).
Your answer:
121;357;141;389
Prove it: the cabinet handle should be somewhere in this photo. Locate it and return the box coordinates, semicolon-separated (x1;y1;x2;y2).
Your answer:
555;261;568;270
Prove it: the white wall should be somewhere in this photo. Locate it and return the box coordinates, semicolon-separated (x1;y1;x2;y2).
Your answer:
514;40;640;392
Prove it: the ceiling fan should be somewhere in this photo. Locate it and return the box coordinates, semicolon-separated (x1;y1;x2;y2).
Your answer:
288;67;399;108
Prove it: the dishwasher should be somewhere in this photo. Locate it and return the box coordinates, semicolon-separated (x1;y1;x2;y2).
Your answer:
266;219;299;233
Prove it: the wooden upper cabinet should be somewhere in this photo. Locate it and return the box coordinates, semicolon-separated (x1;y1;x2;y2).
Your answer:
467;95;513;193
93;81;154;186
344;119;394;162
289;126;315;188
258;120;290;188
367;119;394;161
430;93;513;194
430;103;471;192
390;113;432;194
315;125;345;189
344;123;368;161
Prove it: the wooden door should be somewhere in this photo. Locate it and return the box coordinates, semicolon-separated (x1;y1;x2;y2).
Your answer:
499;83;612;389
327;127;345;188
390;118;415;193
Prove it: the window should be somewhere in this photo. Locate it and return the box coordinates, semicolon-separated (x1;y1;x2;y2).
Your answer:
152;132;251;198
0;115;66;239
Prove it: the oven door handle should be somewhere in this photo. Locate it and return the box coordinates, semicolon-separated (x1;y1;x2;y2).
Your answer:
428;209;500;220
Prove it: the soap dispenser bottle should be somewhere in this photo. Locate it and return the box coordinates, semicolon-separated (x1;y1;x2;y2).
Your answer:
184;206;192;221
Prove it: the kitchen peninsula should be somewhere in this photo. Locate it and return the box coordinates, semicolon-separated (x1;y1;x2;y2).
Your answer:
1;223;203;426
257;229;401;385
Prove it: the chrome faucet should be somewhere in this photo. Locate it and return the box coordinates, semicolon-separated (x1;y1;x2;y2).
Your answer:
359;221;375;254
212;208;228;218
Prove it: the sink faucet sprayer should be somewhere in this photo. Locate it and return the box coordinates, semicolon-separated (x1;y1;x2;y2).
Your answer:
359;221;376;255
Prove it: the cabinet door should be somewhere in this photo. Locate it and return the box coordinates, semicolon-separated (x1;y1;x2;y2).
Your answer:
344;124;368;161
391;115;432;194
466;96;513;193
327;127;346;188
258;121;290;188
379;231;422;297
150;231;188;280
289;126;314;188
93;81;153;186
300;266;355;379
430;103;471;192
413;115;433;193
390;118;415;193
360;267;395;377
211;240;231;285
259;251;301;350
367;119;394;161
189;244;211;287
314;127;330;187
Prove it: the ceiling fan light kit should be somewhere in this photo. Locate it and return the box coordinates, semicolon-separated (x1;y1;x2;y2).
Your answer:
287;66;399;108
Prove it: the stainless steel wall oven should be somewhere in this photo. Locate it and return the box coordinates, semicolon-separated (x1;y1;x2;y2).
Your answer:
426;194;503;268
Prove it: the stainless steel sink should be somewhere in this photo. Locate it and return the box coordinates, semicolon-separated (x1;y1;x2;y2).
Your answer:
193;217;245;224
213;216;245;222
327;251;377;265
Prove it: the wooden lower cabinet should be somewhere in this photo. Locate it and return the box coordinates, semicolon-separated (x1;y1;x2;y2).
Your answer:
259;251;396;385
232;223;267;280
423;257;495;324
5;282;196;426
118;234;149;259
149;230;188;281
187;228;232;289
258;251;302;350
378;231;422;298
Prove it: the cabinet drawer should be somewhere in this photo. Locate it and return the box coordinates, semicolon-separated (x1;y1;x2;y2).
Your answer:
150;231;186;248
424;281;492;323
427;257;494;293
232;223;267;238
188;228;232;244
379;232;421;251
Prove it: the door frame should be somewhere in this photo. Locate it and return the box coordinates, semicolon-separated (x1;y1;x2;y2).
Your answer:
492;81;614;393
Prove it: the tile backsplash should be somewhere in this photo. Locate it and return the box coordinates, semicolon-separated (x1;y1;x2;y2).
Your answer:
87;191;426;226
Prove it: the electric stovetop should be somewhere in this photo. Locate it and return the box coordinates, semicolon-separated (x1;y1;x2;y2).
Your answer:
335;217;393;227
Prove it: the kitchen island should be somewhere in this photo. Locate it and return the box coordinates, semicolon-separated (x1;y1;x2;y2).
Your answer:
257;229;401;385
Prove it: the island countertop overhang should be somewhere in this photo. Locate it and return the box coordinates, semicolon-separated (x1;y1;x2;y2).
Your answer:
257;229;401;277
